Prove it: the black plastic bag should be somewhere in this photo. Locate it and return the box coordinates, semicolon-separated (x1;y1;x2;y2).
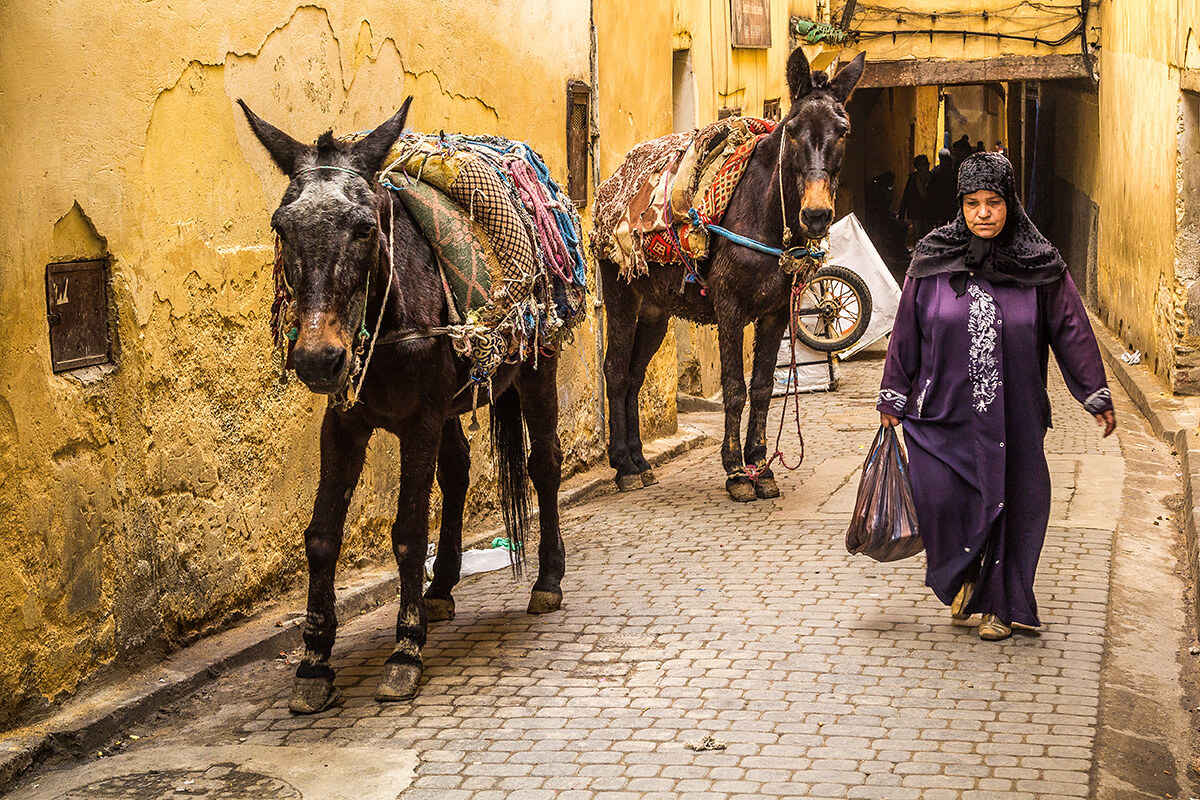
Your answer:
846;425;924;562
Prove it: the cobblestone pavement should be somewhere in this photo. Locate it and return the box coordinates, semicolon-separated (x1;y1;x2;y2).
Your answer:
9;353;1196;800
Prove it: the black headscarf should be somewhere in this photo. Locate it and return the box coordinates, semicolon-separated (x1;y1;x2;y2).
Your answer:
907;152;1065;291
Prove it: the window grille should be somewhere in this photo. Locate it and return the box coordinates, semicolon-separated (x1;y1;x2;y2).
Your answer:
566;81;590;208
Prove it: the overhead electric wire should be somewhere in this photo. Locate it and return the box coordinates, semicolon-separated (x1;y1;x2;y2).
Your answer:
849;0;1082;17
852;18;1085;48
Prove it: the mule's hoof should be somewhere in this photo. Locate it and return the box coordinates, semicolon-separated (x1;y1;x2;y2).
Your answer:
527;590;562;615
375;661;422;702
754;476;780;499
424;596;455;622
725;476;759;503
289;677;342;715
615;473;642;492
640;469;658;486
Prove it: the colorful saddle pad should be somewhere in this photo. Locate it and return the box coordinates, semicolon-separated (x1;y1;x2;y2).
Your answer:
380;133;588;381
591;117;776;281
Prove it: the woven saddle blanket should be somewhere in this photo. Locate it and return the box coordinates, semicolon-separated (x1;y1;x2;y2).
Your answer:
591;117;776;281
378;133;588;382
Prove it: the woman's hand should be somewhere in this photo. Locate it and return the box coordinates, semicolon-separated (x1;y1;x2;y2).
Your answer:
880;412;900;428
1094;409;1116;438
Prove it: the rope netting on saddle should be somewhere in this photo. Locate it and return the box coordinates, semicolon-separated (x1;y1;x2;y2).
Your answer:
381;133;587;382
590;117;776;282
270;131;587;390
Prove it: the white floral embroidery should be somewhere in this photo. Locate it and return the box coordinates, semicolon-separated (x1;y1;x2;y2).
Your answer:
1083;387;1111;413
878;389;907;411
967;284;1001;413
916;378;931;417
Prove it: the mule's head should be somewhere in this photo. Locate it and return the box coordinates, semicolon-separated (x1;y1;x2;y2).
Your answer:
780;49;864;240
238;98;412;394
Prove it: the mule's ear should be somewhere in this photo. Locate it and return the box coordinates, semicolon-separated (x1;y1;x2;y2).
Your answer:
237;100;309;176
829;53;866;104
351;96;413;176
786;47;813;103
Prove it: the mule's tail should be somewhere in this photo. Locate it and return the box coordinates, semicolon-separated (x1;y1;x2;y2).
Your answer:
491;385;530;575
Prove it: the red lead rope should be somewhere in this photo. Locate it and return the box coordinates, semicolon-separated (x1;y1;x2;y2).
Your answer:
747;274;808;482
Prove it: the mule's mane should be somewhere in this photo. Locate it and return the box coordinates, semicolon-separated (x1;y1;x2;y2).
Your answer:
315;131;351;161
797;71;846;108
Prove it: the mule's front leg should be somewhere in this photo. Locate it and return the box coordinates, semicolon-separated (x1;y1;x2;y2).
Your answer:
744;311;790;499
423;418;469;622
291;410;371;714
716;312;755;502
376;421;441;702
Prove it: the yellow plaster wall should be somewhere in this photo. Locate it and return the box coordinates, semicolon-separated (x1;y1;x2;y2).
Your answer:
1094;0;1183;380
0;0;598;727
676;0;795;120
595;2;681;439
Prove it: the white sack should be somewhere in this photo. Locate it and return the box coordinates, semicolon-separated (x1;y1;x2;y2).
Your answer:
823;212;901;359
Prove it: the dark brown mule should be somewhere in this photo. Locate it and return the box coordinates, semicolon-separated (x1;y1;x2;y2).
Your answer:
601;48;864;502
239;98;566;713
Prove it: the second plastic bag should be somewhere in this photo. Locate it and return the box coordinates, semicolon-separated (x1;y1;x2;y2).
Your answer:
845;424;924;562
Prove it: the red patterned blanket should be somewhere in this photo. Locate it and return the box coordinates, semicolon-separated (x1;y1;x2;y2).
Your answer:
591;117;776;280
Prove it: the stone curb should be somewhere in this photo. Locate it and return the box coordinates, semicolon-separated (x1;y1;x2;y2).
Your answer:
1091;311;1200;633
0;424;711;792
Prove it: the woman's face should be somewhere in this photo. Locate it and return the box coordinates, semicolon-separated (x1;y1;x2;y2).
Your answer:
962;189;1007;238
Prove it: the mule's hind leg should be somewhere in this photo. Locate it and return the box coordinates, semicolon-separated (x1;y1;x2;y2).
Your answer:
600;258;643;491
744;310;790;499
376;418;441;702
424;418;469;622
519;359;565;614
624;304;671;486
291;410;371;714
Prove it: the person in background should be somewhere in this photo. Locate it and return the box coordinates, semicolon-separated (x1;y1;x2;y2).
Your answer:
928;148;957;227
975;140;986;153
899;154;934;240
951;135;973;169
864;170;910;280
994;140;1007;157
876;152;1116;642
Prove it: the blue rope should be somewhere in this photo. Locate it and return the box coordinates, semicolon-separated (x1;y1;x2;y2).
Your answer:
687;208;826;260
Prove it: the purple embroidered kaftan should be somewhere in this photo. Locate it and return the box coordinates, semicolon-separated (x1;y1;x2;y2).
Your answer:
877;270;1112;627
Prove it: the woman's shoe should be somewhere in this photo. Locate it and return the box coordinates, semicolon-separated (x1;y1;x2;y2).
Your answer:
978;614;1012;641
950;581;974;620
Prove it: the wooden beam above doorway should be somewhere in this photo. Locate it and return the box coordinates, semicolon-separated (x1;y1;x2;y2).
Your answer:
858;54;1090;89
1182;68;1200;94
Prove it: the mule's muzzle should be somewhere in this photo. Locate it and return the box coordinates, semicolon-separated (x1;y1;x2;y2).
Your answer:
801;206;833;238
293;342;350;394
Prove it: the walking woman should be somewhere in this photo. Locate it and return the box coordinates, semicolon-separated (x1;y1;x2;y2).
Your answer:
876;152;1116;641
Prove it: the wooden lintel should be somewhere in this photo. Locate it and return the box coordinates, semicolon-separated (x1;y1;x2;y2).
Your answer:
1182;68;1200;94
857;54;1090;88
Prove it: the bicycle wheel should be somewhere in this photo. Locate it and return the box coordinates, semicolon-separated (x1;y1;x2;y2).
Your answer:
792;264;872;353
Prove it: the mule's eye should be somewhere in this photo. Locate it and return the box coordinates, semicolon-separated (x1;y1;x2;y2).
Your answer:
352;223;373;241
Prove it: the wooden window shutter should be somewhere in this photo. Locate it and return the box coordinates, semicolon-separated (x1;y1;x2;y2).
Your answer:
566;81;590;208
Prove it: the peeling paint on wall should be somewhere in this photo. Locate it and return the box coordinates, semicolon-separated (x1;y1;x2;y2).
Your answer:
0;0;611;729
